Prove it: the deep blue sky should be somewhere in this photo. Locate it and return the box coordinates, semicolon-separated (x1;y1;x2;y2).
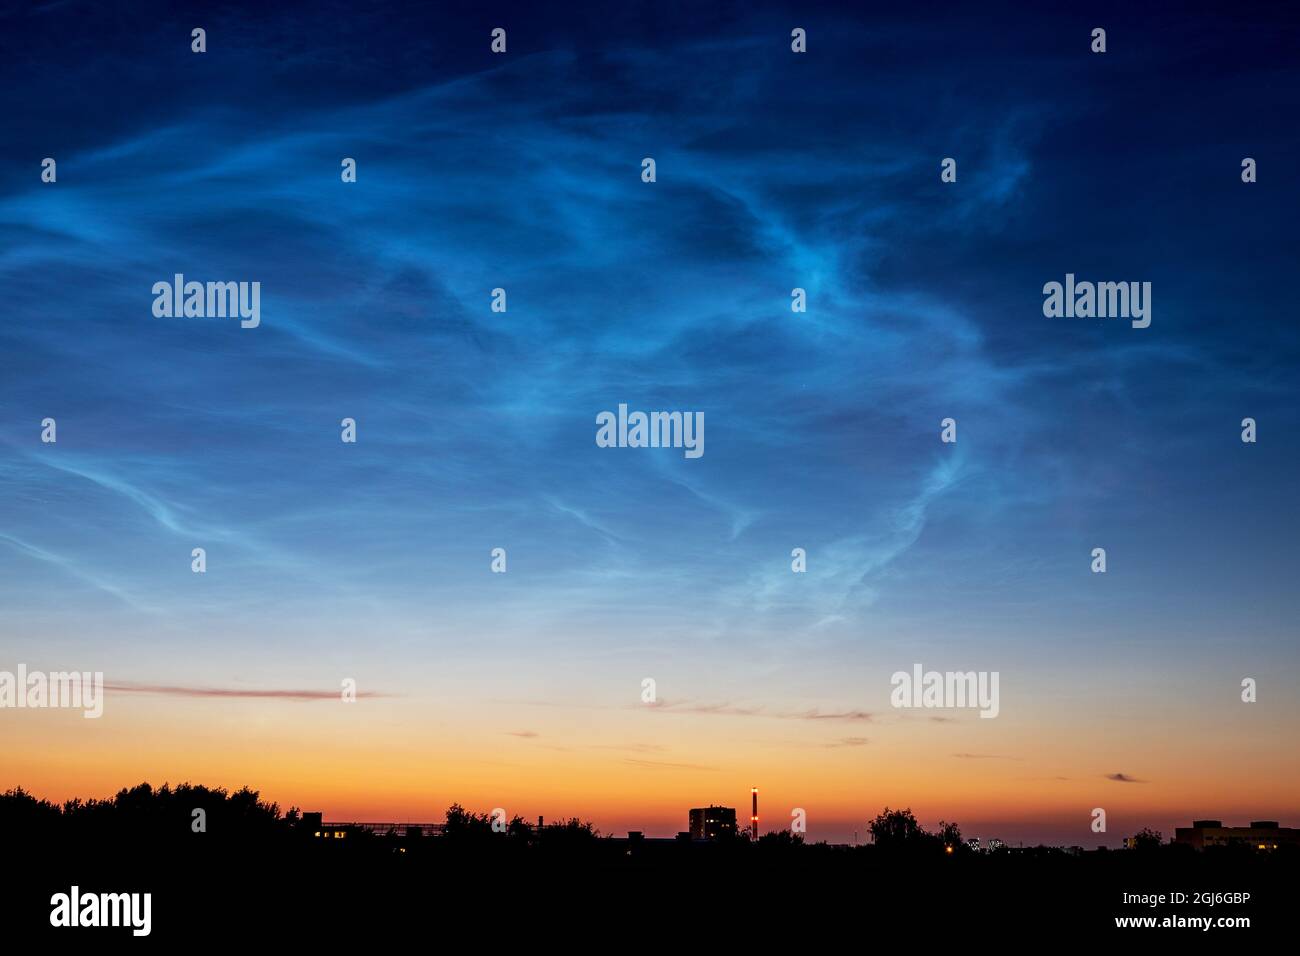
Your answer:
1;1;1297;841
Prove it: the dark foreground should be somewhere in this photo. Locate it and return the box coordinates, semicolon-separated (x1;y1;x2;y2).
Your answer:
6;834;1294;942
2;784;1291;940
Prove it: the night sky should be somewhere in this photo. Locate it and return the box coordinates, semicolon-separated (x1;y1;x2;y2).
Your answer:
1;0;1297;845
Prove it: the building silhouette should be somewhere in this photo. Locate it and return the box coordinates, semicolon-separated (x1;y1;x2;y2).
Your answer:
688;806;737;840
1174;819;1298;850
299;811;444;840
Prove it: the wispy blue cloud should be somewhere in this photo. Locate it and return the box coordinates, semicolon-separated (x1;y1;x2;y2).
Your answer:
0;0;1295;713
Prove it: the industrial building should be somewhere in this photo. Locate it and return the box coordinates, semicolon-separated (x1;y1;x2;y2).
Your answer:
1173;820;1299;850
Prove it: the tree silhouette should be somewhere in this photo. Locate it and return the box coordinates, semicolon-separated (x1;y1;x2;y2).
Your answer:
507;814;534;842
1131;827;1163;850
443;803;496;842
869;807;923;846
868;807;951;853
756;829;805;848
937;820;962;847
536;816;598;848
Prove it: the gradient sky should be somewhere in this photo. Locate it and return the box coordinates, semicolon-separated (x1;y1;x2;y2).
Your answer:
1;1;1298;846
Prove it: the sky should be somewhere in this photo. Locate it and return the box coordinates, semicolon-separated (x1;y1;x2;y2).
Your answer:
1;0;1297;846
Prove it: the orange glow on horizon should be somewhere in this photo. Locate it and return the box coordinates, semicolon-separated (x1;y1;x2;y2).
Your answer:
5;683;1299;845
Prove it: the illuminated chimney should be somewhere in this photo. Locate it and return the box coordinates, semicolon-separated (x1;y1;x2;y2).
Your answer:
751;787;758;840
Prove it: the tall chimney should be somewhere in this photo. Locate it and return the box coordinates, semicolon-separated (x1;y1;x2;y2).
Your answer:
751;787;758;841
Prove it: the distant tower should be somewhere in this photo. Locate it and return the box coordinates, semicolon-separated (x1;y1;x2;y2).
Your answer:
751;787;758;840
